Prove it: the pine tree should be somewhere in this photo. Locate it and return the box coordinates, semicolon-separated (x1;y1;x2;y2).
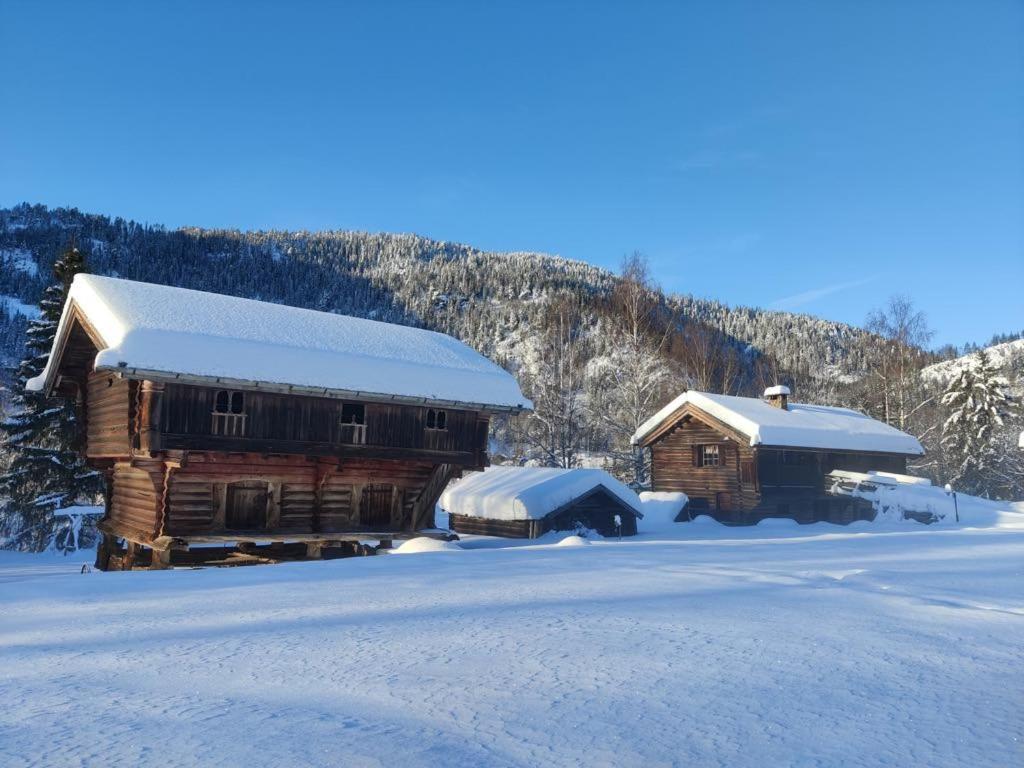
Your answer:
0;244;103;551
940;350;1015;497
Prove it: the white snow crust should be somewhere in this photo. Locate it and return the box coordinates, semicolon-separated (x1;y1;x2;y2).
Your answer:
27;274;530;411
2;503;1022;767
439;465;643;521
638;491;689;531
632;390;924;455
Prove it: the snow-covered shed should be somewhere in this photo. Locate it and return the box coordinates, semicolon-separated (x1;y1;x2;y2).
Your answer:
32;275;530;570
440;466;643;538
632;387;923;525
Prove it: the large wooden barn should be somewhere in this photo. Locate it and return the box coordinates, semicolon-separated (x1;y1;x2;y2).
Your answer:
29;275;530;569
632;386;924;525
440;466;643;538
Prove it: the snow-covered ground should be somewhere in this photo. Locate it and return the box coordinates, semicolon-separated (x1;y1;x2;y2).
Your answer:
2;508;1023;767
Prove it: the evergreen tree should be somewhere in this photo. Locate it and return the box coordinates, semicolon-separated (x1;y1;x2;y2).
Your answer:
0;244;102;551
940;350;1015;497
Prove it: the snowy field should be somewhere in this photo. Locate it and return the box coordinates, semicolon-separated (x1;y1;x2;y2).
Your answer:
2;509;1023;767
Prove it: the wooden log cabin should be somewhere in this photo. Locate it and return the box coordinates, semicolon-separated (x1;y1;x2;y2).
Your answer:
28;275;531;569
632;386;925;525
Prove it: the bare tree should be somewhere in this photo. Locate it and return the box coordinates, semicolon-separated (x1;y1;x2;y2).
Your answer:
859;295;934;430
587;253;680;484
514;298;591;468
669;321;744;395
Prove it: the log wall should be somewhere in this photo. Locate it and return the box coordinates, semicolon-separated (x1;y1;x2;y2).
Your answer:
650;417;758;512
107;460;164;542
85;371;132;458
162;453;441;536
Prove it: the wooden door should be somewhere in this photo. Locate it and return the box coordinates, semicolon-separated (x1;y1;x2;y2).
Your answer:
360;484;394;529
226;481;269;530
716;492;733;512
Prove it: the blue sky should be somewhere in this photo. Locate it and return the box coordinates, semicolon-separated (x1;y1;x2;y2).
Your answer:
2;1;1021;348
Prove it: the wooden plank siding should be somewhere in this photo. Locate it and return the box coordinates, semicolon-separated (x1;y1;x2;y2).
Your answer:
148;384;488;466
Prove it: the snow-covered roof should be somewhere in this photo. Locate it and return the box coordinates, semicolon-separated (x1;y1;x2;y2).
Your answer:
28;275;531;412
632;390;924;455
439;466;643;521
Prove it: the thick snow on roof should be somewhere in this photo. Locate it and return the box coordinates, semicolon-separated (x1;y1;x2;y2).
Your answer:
439;466;643;521
28;275;530;411
632;390;924;455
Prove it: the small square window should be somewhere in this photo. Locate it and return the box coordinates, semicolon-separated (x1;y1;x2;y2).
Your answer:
699;444;720;467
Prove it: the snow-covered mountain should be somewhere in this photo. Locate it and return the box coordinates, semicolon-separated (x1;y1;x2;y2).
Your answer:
922;338;1024;383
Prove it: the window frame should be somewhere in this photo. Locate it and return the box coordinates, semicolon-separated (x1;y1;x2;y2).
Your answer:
211;389;247;436
425;408;447;431
340;403;366;426
697;443;721;468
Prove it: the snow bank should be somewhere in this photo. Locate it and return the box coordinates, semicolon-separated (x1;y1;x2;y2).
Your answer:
553;534;591;547
439;465;643;521
638;491;689;531
28;274;530;411
828;470;1024;527
391;537;463;554
632;390;923;455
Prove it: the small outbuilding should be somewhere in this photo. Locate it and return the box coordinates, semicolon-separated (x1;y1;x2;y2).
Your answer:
440;466;643;538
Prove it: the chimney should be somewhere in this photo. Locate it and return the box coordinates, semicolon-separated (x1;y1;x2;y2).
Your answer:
763;385;790;410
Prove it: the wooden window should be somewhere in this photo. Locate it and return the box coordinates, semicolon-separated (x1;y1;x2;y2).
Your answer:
211;390;247;436
694;444;720;467
339;403;366;445
426;408;447;431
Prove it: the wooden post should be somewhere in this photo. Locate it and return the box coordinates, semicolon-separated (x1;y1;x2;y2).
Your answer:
150;547;171;570
95;533;116;571
139;380;165;454
305;541;324;560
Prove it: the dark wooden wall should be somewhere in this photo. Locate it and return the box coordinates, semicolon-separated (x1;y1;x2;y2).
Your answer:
545;488;639;537
155;383;487;463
